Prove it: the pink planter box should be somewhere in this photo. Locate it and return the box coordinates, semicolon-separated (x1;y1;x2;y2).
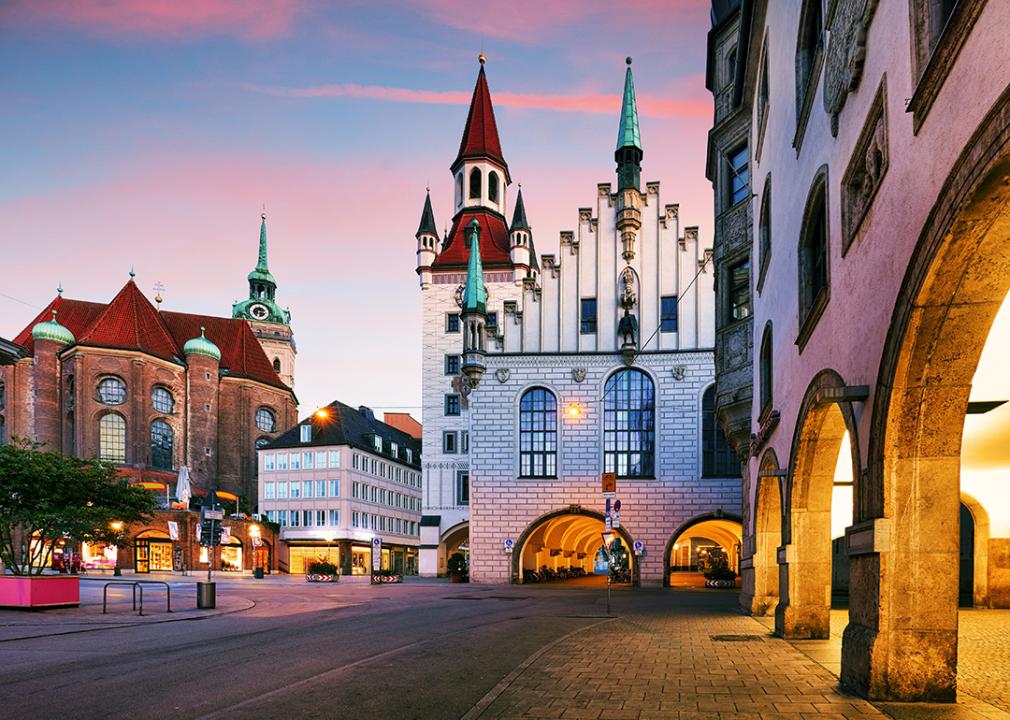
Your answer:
0;575;80;608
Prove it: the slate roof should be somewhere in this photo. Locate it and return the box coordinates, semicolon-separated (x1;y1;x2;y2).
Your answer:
452;64;510;181
265;401;422;468
11;281;288;391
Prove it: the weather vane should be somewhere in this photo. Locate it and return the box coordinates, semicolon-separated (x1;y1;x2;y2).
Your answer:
153;281;166;311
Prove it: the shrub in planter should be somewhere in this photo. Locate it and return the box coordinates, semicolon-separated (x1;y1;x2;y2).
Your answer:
702;553;737;588
306;560;339;582
447;552;468;583
0;439;158;607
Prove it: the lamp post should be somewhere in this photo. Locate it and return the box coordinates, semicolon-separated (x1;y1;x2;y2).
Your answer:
601;530;616;615
110;521;124;576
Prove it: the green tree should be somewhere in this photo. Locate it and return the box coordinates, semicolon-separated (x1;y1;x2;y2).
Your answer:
0;438;158;575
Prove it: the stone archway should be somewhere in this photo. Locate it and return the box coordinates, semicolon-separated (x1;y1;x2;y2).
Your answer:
960;492;991;608
845;88;1010;701
776;370;860;640
512;507;639;586
744;449;783;616
664;512;743;587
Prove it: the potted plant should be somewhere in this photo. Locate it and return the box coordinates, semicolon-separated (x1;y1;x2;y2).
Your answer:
0;439;157;608
447;552;468;583
702;552;737;589
306;559;339;583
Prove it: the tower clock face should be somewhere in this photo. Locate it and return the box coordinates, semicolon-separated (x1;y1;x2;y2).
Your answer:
454;284;489;308
250;303;270;320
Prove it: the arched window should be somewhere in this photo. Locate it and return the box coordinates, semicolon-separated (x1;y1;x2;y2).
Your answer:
455;173;463;206
795;0;824;116
151;419;173;470
151;386;174;414
0;415;6;447
97;377;127;405
760;323;773;414
255;437;270;450
488;171;499;203
256;407;276;433
99;413;126;463
272;358;281;372
702;387;740;478
0;380;5;410
519;387;557;478
798;168;830;326
604;369;655;478
469;167;482;199
758;175;772;289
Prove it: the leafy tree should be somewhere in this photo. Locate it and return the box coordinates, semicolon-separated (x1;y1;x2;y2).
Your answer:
0;438;158;576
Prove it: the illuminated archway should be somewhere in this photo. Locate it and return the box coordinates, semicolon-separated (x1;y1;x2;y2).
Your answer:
664;512;742;587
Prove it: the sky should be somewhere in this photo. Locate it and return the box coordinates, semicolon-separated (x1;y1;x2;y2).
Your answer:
0;0;716;421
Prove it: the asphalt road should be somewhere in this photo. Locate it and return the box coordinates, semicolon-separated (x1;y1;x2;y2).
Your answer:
0;577;620;720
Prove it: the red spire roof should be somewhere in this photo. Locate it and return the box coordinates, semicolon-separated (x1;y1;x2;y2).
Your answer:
11;281;289;391
452;64;509;181
432;210;515;269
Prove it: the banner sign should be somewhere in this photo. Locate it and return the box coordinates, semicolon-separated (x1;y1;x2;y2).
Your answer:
167;521;179;541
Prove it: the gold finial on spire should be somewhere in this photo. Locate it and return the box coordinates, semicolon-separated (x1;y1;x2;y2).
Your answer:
57;282;63;297
478;52;486;65
153;281;165;311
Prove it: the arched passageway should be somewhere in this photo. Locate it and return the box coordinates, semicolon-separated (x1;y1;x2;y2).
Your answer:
845;117;1010;700
747;450;783;616
441;521;469;576
664;513;742;588
512;508;637;585
776;371;858;640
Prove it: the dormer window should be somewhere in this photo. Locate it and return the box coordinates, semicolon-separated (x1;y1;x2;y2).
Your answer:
372;434;382;452
300;424;311;443
391;441;398;457
406;448;413;464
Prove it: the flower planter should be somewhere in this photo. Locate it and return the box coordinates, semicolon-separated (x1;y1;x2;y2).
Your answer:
0;575;80;608
306;574;338;583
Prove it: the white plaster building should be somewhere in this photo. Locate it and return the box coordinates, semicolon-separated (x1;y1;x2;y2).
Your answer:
258;402;422;576
416;57;743;585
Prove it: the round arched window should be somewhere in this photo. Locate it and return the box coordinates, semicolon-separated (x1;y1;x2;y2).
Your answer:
151;419;173;470
255;437;270;450
97;377;127;406
255;407;276;432
152;386;174;414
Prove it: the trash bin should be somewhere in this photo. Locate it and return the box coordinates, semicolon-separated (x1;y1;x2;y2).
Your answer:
197;581;216;609
253;567;264;579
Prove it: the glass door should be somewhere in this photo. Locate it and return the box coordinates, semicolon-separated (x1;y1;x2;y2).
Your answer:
135;540;150;573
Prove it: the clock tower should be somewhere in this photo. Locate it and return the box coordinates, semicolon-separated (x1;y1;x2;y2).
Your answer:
233;213;297;389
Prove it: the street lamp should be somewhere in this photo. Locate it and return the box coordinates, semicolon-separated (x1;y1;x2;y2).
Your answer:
600;530;617;615
110;521;124;576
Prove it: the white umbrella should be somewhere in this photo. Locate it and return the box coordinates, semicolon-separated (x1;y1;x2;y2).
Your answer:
176;466;192;507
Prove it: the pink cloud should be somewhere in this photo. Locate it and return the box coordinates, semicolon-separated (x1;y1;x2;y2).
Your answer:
411;0;705;43
241;82;709;119
0;0;305;41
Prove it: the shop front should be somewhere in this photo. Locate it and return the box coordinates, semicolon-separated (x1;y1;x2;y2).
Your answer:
287;544;341;575
351;545;370;575
81;542;117;571
135;531;173;573
221;538;244;572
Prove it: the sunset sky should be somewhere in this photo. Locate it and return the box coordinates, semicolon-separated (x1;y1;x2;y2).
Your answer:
1;0;715;420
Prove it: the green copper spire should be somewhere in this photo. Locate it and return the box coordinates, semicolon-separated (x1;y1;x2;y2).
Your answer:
616;57;642;151
462;218;487;315
248;213;276;286
233;212;288;324
615;57;643;191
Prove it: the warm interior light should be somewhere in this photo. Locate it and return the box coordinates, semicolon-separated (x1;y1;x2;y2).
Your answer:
567;404;581;417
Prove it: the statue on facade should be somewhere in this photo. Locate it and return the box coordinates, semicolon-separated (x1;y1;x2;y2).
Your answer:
618;307;638;347
620;267;637;309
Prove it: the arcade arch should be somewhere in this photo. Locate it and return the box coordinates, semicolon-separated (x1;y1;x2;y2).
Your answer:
665;513;743;587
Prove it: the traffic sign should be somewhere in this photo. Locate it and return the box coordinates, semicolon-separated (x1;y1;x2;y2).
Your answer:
613;512;621;529
372;537;382;572
203;509;223;521
601;472;616;494
605;516;613;531
503;538;515;553
633;540;644;556
614;500;622;512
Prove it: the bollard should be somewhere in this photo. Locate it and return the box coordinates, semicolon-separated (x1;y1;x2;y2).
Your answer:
253;567;264;579
197;581;216;609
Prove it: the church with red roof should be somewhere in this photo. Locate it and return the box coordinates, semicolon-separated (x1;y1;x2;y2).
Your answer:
0;234;298;505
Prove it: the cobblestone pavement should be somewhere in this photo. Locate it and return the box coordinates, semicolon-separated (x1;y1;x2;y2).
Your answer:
470;590;888;720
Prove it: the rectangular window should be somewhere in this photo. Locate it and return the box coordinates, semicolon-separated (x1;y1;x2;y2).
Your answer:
444;394;461;416
277;481;288;499
443;431;457;454
370;486;377;503
406;449;413;464
729;260;751;321
445;355;460;375
328;450;340;468
329;509;339;526
303;510;313;527
316;510;325;527
315;480;326;497
460;430;469;454
381;489;388;505
456;471;469;506
300;425;311;443
390;442;398;457
277;453;288;471
303;452;313;469
396;518;402;534
290;510;301;527
445;313;460;333
277;510;287;526
729;145;750;206
290;453;301;471
371;514;377;530
266;510;276;523
290;482;301;499
315;450;327;468
352;454;359;470
264;482;275;500
661;296;679;333
264;453;275;472
486;311;497;329
352;482;359;499
580;298;597;334
372;435;382;452
352;511;359;528
371;459;377;474
328;479;339;497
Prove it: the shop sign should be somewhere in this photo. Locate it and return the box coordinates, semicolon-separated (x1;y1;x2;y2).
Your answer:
204;509;224;521
167;521;179;541
221;526;232;544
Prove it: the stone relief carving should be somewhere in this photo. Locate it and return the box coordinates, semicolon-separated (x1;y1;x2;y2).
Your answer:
495;367;510;383
841;78;888;254
672;366;687;381
571;368;587;383
620;267;638;309
824;0;879;136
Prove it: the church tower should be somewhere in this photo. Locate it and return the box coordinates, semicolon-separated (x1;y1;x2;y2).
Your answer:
233;213;297;389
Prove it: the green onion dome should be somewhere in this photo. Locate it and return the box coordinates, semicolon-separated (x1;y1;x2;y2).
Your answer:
183;326;221;361
32;310;75;346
